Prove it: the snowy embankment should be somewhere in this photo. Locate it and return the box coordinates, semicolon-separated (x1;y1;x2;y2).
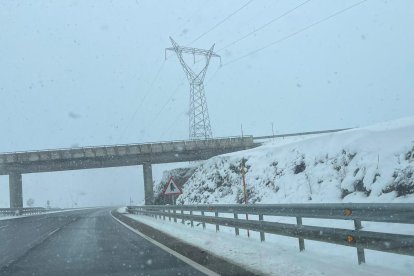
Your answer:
176;117;414;204
137;117;414;275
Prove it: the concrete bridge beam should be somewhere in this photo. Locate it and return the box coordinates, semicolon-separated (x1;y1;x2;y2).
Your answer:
143;163;154;205
9;173;23;208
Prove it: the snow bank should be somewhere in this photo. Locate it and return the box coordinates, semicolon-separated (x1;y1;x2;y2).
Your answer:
126;214;411;276
177;117;414;204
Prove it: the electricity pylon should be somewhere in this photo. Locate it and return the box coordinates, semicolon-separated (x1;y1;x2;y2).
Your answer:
166;37;221;140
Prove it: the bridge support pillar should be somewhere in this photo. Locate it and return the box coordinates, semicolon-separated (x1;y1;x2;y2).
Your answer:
143;163;154;205
9;173;23;208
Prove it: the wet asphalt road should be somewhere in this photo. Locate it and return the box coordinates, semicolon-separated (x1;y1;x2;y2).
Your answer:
0;208;204;276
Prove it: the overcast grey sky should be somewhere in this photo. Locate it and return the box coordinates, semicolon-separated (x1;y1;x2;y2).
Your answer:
0;0;413;207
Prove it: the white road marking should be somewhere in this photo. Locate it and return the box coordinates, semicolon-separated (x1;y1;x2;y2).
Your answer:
47;227;60;237
110;211;219;276
0;225;8;229
0;227;62;269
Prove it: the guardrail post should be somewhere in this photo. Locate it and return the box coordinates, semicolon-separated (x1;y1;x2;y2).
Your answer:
168;209;171;221
181;210;185;224
201;211;206;229
215;211;219;232
234;213;239;236
354;219;365;264
296;217;305;251
163;208;166;220
259;214;265;242
173;209;177;223
190;211;194;227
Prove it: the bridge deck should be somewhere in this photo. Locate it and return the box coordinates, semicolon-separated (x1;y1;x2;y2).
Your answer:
0;136;257;174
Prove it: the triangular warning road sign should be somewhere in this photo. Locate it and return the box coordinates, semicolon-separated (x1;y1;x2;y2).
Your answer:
163;177;183;195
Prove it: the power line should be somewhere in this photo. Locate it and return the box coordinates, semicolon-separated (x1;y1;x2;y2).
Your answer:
217;0;312;52
189;0;254;45
160;112;186;140
223;0;368;67
118;60;166;142
173;0;210;39
138;60;166;108
140;79;185;139
193;0;310;65
205;66;221;87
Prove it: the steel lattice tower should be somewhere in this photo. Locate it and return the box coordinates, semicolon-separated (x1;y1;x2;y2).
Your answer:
166;37;221;140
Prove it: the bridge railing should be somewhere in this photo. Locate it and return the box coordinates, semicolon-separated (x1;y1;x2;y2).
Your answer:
126;203;414;265
0;135;255;164
0;135;254;155
0;207;58;216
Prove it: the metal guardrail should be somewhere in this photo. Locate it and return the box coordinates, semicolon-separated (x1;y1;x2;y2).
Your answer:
126;203;414;265
253;128;352;140
0;207;58;216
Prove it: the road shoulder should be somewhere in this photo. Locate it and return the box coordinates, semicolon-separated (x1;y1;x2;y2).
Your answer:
111;210;257;276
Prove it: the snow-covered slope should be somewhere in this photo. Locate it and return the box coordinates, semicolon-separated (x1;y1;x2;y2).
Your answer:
177;117;414;204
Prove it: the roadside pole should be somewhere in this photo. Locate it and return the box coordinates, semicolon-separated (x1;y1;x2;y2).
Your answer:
240;160;250;238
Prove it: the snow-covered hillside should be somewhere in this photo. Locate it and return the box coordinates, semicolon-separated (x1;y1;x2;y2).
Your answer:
176;117;414;204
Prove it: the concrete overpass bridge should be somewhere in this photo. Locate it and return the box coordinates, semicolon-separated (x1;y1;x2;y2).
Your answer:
0;136;257;208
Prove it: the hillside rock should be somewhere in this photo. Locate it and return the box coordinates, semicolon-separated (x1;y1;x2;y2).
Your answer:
175;117;414;205
153;166;197;205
